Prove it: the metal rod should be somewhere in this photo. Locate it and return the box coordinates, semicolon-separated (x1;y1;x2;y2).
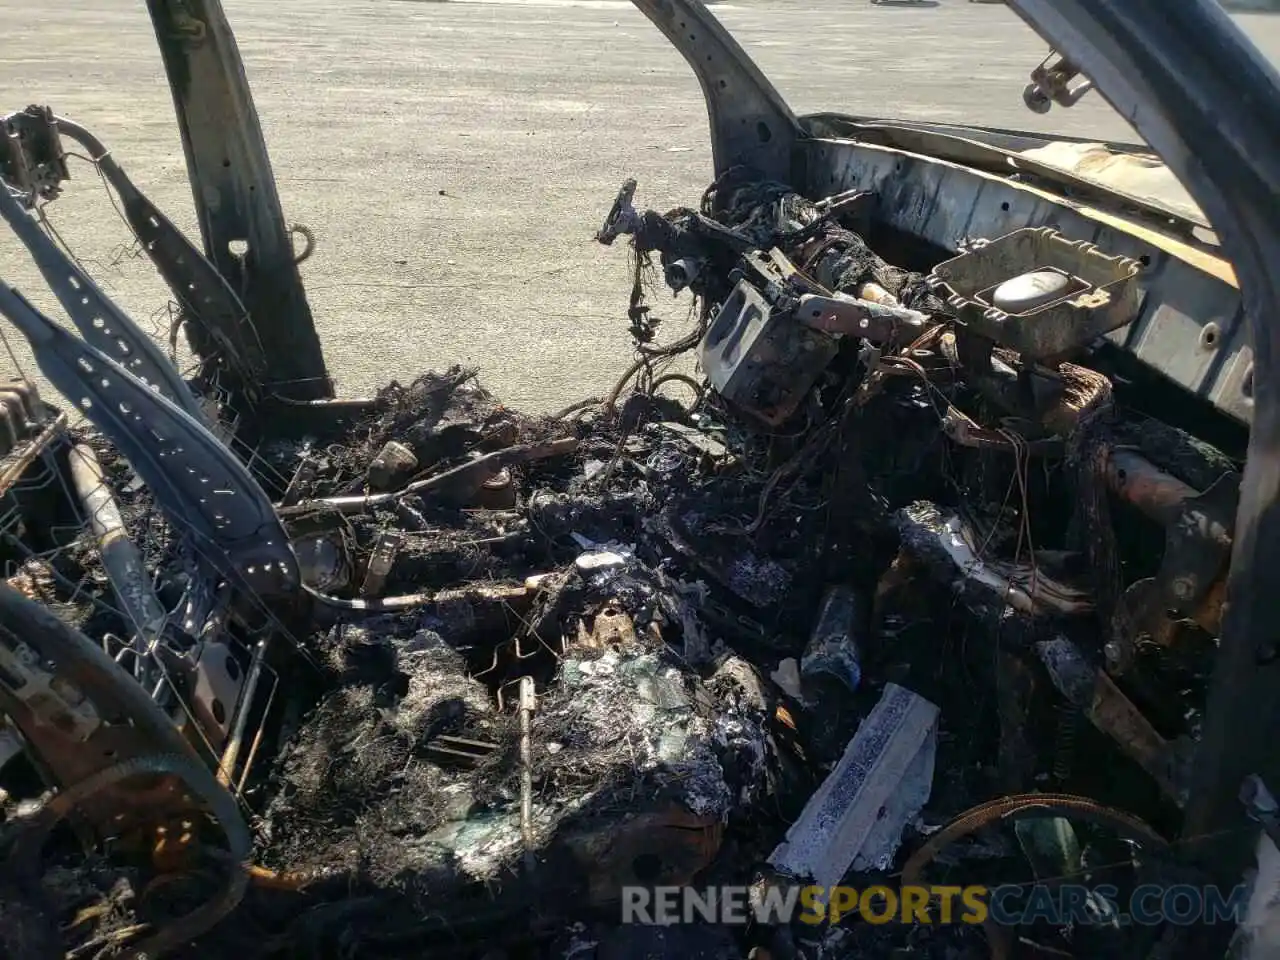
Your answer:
0;410;63;498
278;437;579;517
217;635;268;787
1035;636;1180;803
518;675;536;871
236;674;277;795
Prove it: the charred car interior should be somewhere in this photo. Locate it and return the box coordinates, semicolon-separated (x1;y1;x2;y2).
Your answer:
2;1;1280;958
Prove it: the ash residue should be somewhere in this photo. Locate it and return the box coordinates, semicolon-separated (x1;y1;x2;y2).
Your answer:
260;623;512;893
260;547;772;905
724;553;791;608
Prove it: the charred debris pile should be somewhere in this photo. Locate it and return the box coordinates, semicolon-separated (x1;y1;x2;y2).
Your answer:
1;167;1249;960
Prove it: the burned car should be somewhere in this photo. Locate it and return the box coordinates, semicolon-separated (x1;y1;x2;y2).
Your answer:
1;1;1279;958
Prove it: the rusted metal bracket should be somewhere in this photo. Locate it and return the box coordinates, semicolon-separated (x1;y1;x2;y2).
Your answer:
0;581;205;837
796;292;930;343
1116;577;1227;656
1105;447;1238;639
146;0;332;402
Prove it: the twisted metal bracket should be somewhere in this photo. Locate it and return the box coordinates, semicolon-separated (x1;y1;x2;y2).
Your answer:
0;182;208;423
55;114;267;394
0;281;298;596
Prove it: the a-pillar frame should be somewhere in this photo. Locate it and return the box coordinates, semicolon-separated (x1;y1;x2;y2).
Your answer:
631;0;804;185
147;0;333;403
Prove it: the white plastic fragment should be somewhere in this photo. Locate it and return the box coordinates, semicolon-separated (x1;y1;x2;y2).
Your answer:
525;572;554;591
768;682;940;889
1236;832;1280;959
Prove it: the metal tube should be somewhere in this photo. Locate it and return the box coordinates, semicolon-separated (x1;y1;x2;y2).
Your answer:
67;444;167;684
278;437;579;517
216;635;268;788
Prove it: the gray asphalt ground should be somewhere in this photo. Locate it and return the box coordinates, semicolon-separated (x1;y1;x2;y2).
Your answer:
2;1;1279;412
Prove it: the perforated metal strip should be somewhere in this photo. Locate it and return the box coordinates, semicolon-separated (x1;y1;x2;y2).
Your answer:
0;184;207;422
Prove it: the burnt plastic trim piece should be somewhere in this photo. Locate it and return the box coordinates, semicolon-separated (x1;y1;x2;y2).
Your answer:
631;0;802;181
0;185;207;423
0;281;299;596
1007;0;1280;886
146;0;331;401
